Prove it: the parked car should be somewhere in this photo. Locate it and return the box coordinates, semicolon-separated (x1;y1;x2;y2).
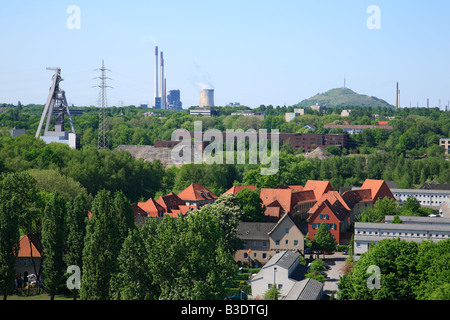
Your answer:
304;248;311;254
225;291;247;300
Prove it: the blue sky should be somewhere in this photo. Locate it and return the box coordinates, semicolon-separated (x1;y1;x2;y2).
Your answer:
0;0;449;109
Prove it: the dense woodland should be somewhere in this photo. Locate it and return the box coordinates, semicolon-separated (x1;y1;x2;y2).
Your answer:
0;103;449;300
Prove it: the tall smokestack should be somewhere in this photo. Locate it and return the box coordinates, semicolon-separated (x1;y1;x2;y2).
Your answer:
160;51;165;109
154;46;159;106
396;82;399;111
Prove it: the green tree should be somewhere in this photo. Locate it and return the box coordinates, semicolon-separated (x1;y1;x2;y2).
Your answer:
313;223;337;255
64;193;89;300
110;228;157;300
80;190;121;300
264;284;281;300
360;197;399;223
113;190;136;243
236;188;265;222
0;200;19;300
41;192;66;300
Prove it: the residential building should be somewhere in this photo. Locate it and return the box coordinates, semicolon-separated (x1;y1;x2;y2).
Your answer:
235;213;307;265
304;180;334;201
268;212;307;255
420;181;450;191
236;222;276;265
340;110;352;117
324;124;394;135
224;185;258;195
390;188;450;210
354;215;450;255
306;179;394;245
251;251;313;299
260;188;316;221
310;104;327;114
15;234;43;284
439;138;450;155
285;109;305;122
360;179;395;204
177;183;218;208
282;278;324;301
231;110;265;120
307;191;351;244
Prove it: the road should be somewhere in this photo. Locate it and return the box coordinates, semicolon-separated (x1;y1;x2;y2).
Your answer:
322;253;347;298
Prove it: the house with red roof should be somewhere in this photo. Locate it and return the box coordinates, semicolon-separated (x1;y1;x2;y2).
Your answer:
15;234;43;284
303;180;334;201
137;198;165;218
360;179;394;204
260;188;316;222
307;191;351;244
177;183;218;208
224;185;257;195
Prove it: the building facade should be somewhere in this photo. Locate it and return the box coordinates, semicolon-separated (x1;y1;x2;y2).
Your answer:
354;215;450;255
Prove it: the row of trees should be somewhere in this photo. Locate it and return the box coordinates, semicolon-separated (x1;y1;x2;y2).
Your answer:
338;238;450;300
1;132;448;204
0;169;245;300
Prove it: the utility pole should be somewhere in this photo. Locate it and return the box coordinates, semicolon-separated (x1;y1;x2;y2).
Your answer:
94;60;112;150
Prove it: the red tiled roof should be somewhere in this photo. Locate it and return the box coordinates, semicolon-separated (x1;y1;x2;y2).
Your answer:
277;185;304;192
261;189;316;214
378;121;389;126
309;191;351;214
156;192;186;213
304;180;334;200
17;235;42;258
138;198;165;218
177;184;218;201
224;185;257;195
341;189;372;209
360;179;394;202
131;203;149;217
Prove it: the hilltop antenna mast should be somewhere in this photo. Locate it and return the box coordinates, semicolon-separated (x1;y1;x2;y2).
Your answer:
94;60;112;150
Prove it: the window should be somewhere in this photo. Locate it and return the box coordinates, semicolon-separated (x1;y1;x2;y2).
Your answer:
285;228;289;234
276;240;280;245
294;240;299;246
262;253;267;259
254;241;257;247
285;240;289;245
262;241;267;247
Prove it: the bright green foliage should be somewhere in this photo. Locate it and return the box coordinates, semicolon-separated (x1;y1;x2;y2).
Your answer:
338;238;450;300
41;192;66;300
80;190;121;300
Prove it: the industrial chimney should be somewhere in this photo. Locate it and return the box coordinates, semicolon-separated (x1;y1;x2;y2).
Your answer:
199;89;214;107
160;51;165;109
154;46;159;107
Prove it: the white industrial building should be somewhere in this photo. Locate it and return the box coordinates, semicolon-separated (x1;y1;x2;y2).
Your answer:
354;215;450;255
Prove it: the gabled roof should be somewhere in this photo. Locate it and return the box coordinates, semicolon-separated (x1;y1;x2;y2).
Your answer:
360;179;394;201
156;192;186;212
309;191;351;213
268;212;307;236
308;195;350;223
277;185;304;192
131;203;149;217
137;198;165;217
17;235;42;258
261;189;316;214
341;189;372;209
224;185;257;195
177;183;218;201
304;180;334;200
284;278;324;301
236;222;277;240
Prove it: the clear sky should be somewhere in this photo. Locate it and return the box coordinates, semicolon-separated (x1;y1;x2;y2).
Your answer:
0;0;449;109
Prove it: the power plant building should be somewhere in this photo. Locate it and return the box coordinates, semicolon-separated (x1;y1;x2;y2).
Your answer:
167;90;183;110
199;89;214;107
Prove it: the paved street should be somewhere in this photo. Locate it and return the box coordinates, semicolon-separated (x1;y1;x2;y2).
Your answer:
323;253;347;297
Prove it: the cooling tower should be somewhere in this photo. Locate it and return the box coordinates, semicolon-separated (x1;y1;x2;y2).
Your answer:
199;89;214;107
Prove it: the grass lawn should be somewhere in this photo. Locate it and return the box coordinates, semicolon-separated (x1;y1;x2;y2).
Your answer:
5;293;73;300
